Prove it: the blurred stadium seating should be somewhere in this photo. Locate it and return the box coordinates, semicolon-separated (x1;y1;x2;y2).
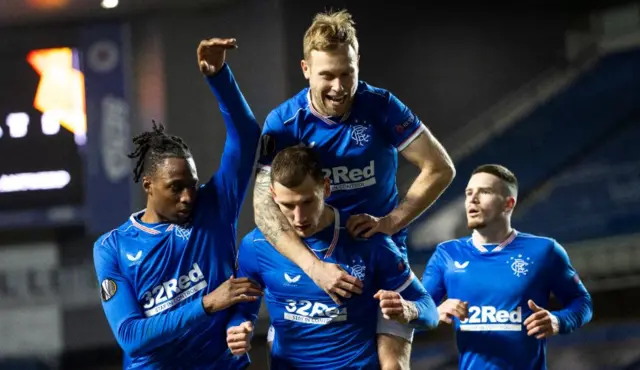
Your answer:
408;48;640;256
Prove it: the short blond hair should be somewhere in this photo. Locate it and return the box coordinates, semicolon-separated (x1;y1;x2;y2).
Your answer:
303;9;359;60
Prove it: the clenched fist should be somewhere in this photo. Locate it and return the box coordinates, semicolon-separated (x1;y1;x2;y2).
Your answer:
438;298;469;324
227;321;254;356
197;38;237;76
374;289;418;324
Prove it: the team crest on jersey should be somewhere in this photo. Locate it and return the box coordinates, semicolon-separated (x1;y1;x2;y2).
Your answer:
174;225;192;240
350;125;370;147
101;279;117;302
349;258;366;281
507;254;534;277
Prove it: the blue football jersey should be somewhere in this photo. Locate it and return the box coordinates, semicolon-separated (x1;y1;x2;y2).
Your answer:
422;231;593;370
257;82;427;254
93;64;260;370
233;209;422;369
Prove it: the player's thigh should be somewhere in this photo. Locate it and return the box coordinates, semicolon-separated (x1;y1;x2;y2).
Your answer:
377;333;412;370
376;310;413;370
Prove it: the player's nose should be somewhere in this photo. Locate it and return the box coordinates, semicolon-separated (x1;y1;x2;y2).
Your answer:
330;78;344;92
293;207;306;223
179;188;195;206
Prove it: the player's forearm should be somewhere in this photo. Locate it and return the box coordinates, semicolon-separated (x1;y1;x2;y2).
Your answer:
115;299;208;357
253;169;319;272
227;300;262;330
205;63;261;149
401;278;439;329
386;165;455;234
551;293;593;334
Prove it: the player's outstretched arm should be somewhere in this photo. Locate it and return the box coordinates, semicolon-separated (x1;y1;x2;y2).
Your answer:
252;124;363;305
94;237;261;357
373;236;439;329
198;38;261;217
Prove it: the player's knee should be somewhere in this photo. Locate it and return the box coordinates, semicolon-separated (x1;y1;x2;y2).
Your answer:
379;359;405;370
377;334;411;370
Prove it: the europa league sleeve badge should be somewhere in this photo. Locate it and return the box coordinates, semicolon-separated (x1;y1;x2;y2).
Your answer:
101;279;118;302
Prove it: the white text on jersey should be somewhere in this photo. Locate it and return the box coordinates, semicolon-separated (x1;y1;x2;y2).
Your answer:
460;306;522;331
284;299;347;325
322;160;376;191
142;263;207;317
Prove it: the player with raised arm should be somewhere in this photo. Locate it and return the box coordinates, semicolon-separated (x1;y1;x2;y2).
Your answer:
252;9;454;368
422;164;593;370
93;38;262;370
229;146;439;369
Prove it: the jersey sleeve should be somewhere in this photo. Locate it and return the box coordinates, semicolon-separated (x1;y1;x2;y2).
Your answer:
256;110;299;170
546;240;593;334
421;245;448;305
380;92;427;151
373;236;439;329
93;234;210;357
202;63;261;221
227;231;264;329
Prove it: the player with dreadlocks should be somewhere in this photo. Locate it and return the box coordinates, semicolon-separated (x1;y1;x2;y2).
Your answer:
93;38;262;370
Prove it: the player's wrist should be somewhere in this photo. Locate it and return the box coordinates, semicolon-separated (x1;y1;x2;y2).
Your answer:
549;314;560;335
404;300;419;322
382;213;402;235
202;295;219;314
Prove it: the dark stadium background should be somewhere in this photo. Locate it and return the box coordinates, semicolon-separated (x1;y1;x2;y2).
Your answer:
0;0;638;369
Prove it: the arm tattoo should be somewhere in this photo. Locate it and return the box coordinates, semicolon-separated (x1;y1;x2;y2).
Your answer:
253;168;291;244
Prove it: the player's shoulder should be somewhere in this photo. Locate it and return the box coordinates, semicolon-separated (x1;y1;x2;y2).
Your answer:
241;228;267;244
240;228;273;253
267;88;309;126
515;231;568;260
435;236;473;253
93;217;138;255
355;80;392;102
515;231;559;249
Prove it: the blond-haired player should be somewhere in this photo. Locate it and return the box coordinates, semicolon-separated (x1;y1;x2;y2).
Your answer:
252;10;455;369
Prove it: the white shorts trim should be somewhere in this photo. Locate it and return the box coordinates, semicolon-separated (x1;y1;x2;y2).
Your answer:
376;308;415;343
267;324;275;343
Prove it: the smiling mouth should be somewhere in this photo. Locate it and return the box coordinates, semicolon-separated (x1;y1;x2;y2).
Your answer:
326;95;346;104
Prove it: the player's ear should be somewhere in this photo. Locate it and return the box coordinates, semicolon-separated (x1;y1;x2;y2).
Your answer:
269;184;276;200
505;196;516;213
301;59;310;80
142;176;152;195
323;178;331;198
